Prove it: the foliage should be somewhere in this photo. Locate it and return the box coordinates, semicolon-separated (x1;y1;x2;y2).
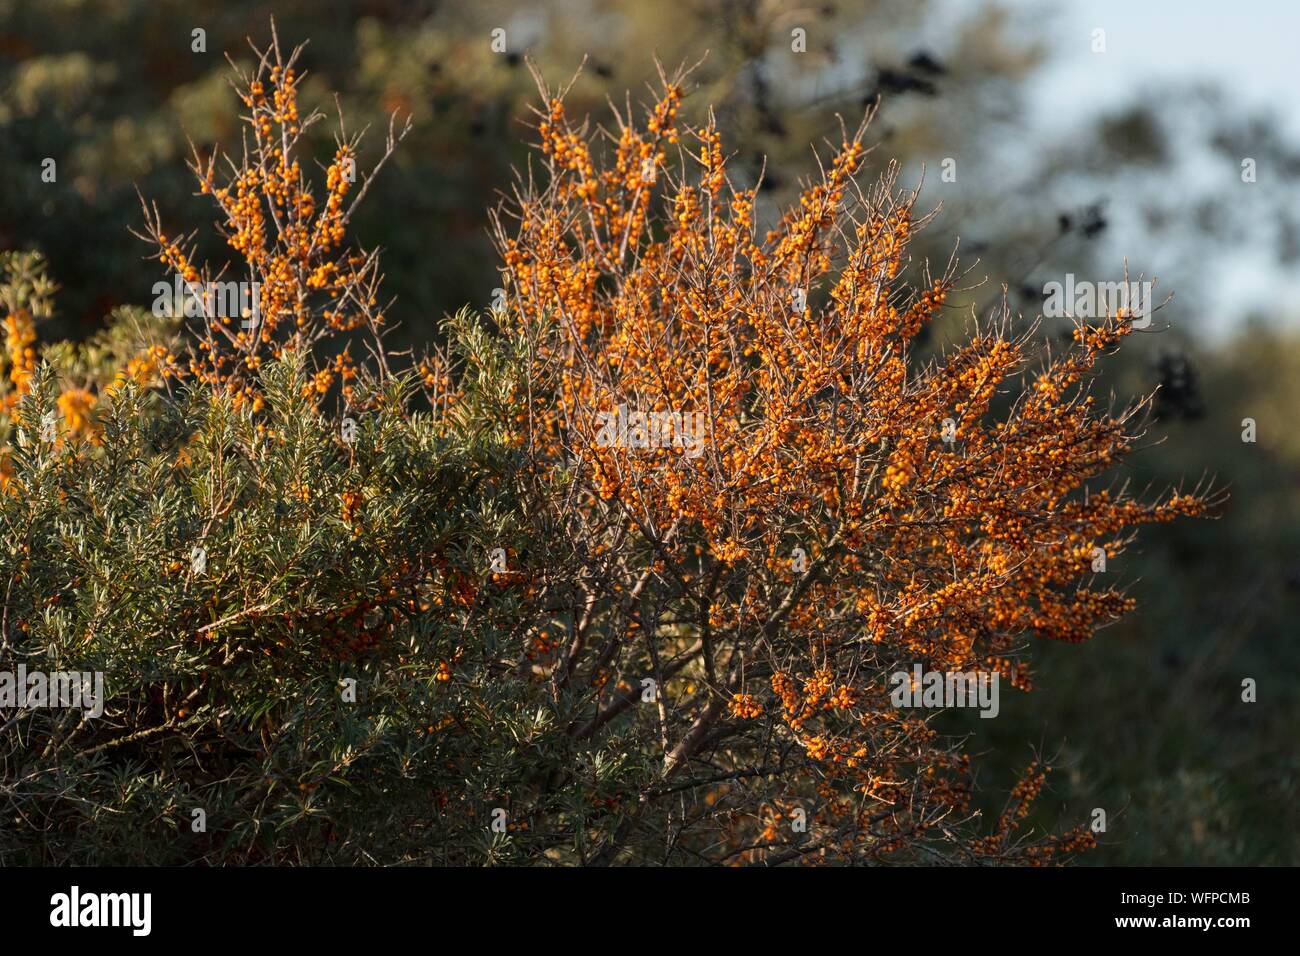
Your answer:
0;0;1038;344
478;66;1212;864
0;30;1217;865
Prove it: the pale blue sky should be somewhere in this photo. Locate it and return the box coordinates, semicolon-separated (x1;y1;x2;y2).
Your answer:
999;0;1300;135
936;0;1300;334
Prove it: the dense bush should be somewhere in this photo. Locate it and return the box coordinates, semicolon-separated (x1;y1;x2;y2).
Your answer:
1;347;523;864
0;29;1212;865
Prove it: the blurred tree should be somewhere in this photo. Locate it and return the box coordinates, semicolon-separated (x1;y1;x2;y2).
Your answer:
0;0;1042;346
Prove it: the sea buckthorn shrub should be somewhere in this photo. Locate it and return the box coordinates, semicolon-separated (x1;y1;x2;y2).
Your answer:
482;64;1213;864
0;33;1211;865
131;26;412;408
